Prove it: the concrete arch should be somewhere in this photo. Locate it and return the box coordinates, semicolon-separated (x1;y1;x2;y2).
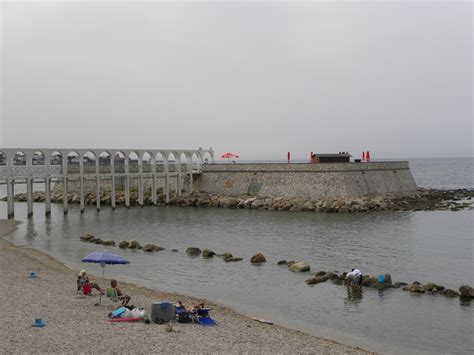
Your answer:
32;151;45;165
128;151;140;173
191;152;202;171
12;151;27;165
167;151;179;173
83;151;97;166
142;151;153;173
50;151;62;166
202;151;213;164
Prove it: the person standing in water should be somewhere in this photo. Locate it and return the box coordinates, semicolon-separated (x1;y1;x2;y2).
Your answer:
346;268;362;286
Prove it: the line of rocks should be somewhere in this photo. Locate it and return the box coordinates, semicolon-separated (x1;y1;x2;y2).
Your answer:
79;236;474;303
5;188;474;213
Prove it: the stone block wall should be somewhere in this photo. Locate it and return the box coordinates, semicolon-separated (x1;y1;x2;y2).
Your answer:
194;162;417;199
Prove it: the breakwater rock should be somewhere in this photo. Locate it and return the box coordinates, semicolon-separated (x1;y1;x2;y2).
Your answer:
6;188;474;213
78;234;473;305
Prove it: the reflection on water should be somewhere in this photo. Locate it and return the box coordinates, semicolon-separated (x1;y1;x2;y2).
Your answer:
346;286;363;303
1;201;473;355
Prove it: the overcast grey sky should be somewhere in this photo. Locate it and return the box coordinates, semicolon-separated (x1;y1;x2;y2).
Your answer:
1;1;472;160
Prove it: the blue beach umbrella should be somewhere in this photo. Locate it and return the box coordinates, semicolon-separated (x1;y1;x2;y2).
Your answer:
81;252;130;304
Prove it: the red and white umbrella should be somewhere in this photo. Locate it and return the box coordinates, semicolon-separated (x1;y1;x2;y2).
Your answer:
221;152;239;163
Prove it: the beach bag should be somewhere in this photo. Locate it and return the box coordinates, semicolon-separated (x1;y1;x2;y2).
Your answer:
177;311;191;323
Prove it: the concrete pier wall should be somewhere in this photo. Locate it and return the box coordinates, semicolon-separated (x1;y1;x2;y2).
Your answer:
195;162;417;199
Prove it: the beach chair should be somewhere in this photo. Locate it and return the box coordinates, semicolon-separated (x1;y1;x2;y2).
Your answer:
191;308;216;326
106;288;127;309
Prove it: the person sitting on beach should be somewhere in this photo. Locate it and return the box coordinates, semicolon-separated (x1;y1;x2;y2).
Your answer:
110;279;131;306
177;300;205;312
346;268;362;287
77;270;104;295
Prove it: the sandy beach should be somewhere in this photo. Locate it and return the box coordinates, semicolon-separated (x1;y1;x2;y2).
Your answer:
0;219;371;354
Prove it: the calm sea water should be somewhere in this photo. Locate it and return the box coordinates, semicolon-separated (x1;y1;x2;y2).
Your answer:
1;158;473;354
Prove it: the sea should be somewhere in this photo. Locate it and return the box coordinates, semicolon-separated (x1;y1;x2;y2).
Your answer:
1;157;473;354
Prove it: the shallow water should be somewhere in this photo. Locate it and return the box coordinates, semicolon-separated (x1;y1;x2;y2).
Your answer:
2;201;473;354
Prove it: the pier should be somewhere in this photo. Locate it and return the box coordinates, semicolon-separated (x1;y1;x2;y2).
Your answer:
0;148;214;218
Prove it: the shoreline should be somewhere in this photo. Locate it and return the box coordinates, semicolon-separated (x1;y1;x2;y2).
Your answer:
0;219;373;354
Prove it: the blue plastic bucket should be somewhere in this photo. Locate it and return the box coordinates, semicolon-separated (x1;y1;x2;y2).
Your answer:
377;274;385;284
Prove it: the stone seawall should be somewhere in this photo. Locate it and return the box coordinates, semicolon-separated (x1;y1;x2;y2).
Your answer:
195;162;417;199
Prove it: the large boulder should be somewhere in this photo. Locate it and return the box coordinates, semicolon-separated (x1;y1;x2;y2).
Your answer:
324;272;339;280
444;289;460;298
423;283;444;292
409;284;425;293
143;244;164;252
288;262;310;273
80;234;95;242
459;285;474;299
382;273;392;286
250;253;267;264
305;276;328;285
101;239;116;246
218;252;233;259
186;247;201;256
128;240;141;249
202;249;216;258
119;241;129;249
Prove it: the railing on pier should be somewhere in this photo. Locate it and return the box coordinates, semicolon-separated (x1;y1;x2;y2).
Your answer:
0;148;214;219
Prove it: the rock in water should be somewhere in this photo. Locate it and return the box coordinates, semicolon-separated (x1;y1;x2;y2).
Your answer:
409;284;425;293
224;257;243;262
128;240;141;249
444;289;460;298
171;249;179;253
101;240;116;246
286;261;296;267
305;276;328;285
277;260;287;265
314;271;326;277
218;252;233;259
119;241;129;249
324;272;338;280
383;273;392;286
423;283;444;292
250;253;267;264
143;244;164;252
459;285;474;299
202;249;216;258
80;234;95;242
186;247;201;256
288;262;310;272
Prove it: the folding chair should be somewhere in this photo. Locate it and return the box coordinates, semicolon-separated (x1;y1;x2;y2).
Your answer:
106;288;127;310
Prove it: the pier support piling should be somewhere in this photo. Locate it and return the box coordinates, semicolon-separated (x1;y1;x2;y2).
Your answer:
27;178;33;217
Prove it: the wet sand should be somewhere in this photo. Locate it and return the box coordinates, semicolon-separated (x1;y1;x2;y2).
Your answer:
0;219;372;354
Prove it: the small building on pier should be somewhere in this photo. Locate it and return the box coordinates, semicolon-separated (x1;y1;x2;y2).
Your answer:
310;152;352;164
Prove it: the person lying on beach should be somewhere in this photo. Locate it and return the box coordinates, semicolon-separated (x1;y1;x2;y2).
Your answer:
110;279;131;306
346;268;362;287
177;300;206;312
77;270;104;295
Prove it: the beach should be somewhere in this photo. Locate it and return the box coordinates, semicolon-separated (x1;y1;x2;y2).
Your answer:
0;219;371;354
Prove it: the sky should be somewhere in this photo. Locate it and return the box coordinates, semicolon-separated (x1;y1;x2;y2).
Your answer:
0;0;472;160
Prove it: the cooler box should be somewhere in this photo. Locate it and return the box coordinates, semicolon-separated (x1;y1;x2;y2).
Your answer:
151;302;176;323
